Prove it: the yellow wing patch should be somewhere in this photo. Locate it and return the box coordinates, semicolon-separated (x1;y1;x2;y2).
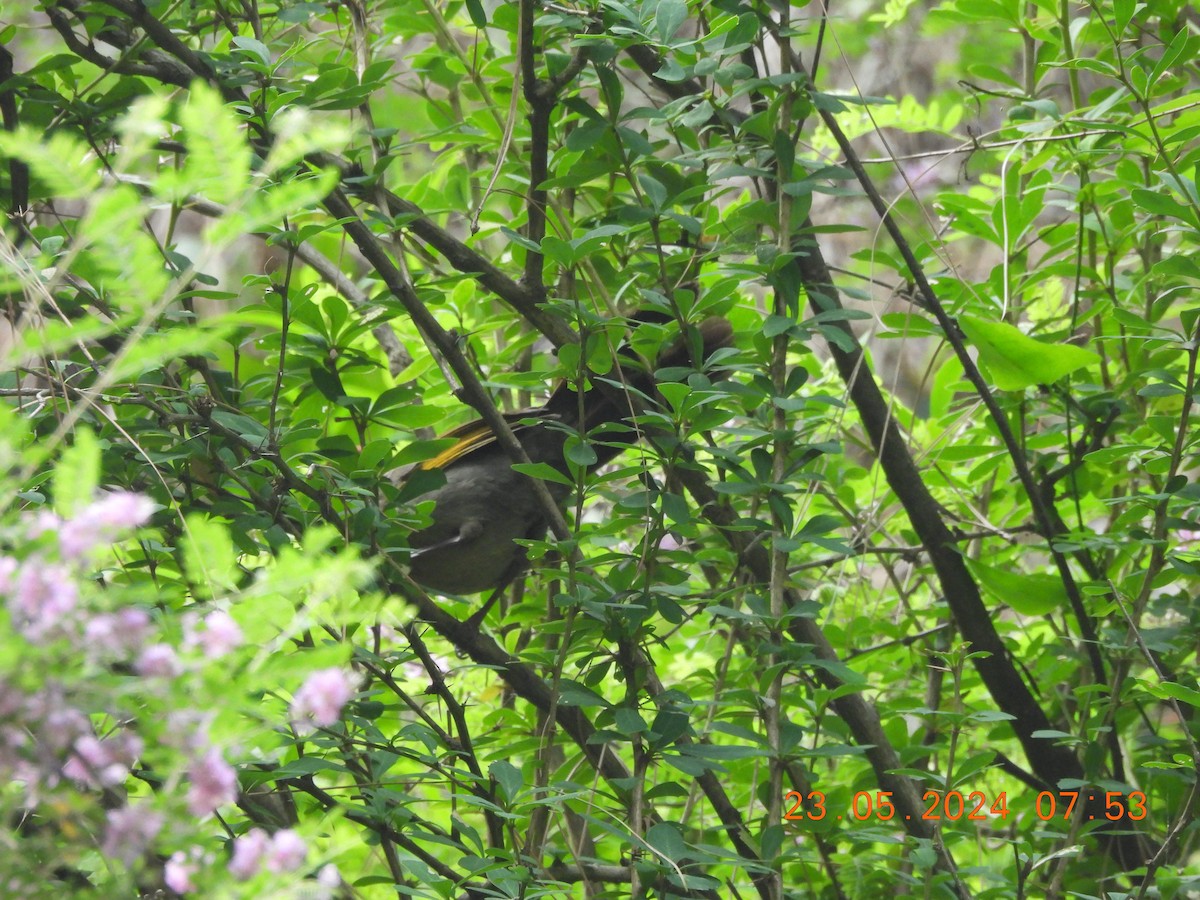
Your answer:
418;422;497;471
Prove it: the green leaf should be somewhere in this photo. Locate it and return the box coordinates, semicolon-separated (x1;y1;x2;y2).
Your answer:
965;557;1067;616
762;314;796;338
501;227;541;251
263;111;355;174
1150;28;1196;84
390;439;458;468
77;184;171;308
464;0;488;27
231;36;271;65
571;224;628;257
564;437;598;468
0;127;102;200
182;513;239;595
1131;188;1195;223
56;427;101;517
1112;0;1134;33
310;365;347;401
108;322;235;382
761;824;784;860
557;679;611;708
540;235;576;267
677;742;765;760
655;0;688;41
958;315;1099;390
645;822;686;858
277;756;351;776
1139;678;1200;709
511;462;575;487
210;410;270;442
489;760;523;801
614;706;648;735
174;81;251;204
208;168;339;246
637;173;668;211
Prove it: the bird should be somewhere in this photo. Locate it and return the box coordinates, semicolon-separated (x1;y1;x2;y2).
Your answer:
400;315;733;604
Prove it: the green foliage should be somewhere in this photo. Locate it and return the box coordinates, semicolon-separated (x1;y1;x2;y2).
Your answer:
957;314;1100;390
0;0;1198;896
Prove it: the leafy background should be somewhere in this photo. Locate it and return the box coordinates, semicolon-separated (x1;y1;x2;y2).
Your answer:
0;0;1197;896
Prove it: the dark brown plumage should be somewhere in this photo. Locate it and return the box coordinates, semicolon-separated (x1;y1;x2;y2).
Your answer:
404;316;733;595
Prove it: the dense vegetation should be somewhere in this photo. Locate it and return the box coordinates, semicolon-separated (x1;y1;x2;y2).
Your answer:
0;0;1198;896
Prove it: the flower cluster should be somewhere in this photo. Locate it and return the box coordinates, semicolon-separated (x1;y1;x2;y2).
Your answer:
1;491;153;642
0;493;162;805
0;491;252;888
290;667;359;733
0;488;349;896
228;828;307;879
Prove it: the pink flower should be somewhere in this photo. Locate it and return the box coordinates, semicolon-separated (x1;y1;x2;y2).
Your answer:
186;747;237;816
63;731;142;787
8;562;78;640
228;827;270;880
228;828;308;880
88;491;157;528
28;509;63;537
164;850;197;894
265;829;307;873
136;644;181;677
85;607;152;660
58;491;156;559
0;725;29;776
0;680;23;717
102;803;164;864
64;736;110;785
40;704;90;752
0;556;17;592
183;609;243;658
58;521;100;560
291;668;357;732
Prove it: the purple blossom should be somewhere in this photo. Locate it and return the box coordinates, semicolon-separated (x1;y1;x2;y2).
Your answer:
291;668;357;732
183;609;243;659
27;509;62;539
0;556;17;592
135;643;181;678
58;491;156;560
7;561;78;640
101;803;164;865
39;705;90;752
228;828;308;880
64;735;109;785
87;491;157;527
264;829;307;873
62;731;143;788
0;680;28;717
85;607;152;660
0;725;29;781
164;850;198;894
186;746;238;816
228;827;270;880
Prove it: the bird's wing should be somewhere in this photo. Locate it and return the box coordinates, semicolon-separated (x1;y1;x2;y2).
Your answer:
417;409;554;472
